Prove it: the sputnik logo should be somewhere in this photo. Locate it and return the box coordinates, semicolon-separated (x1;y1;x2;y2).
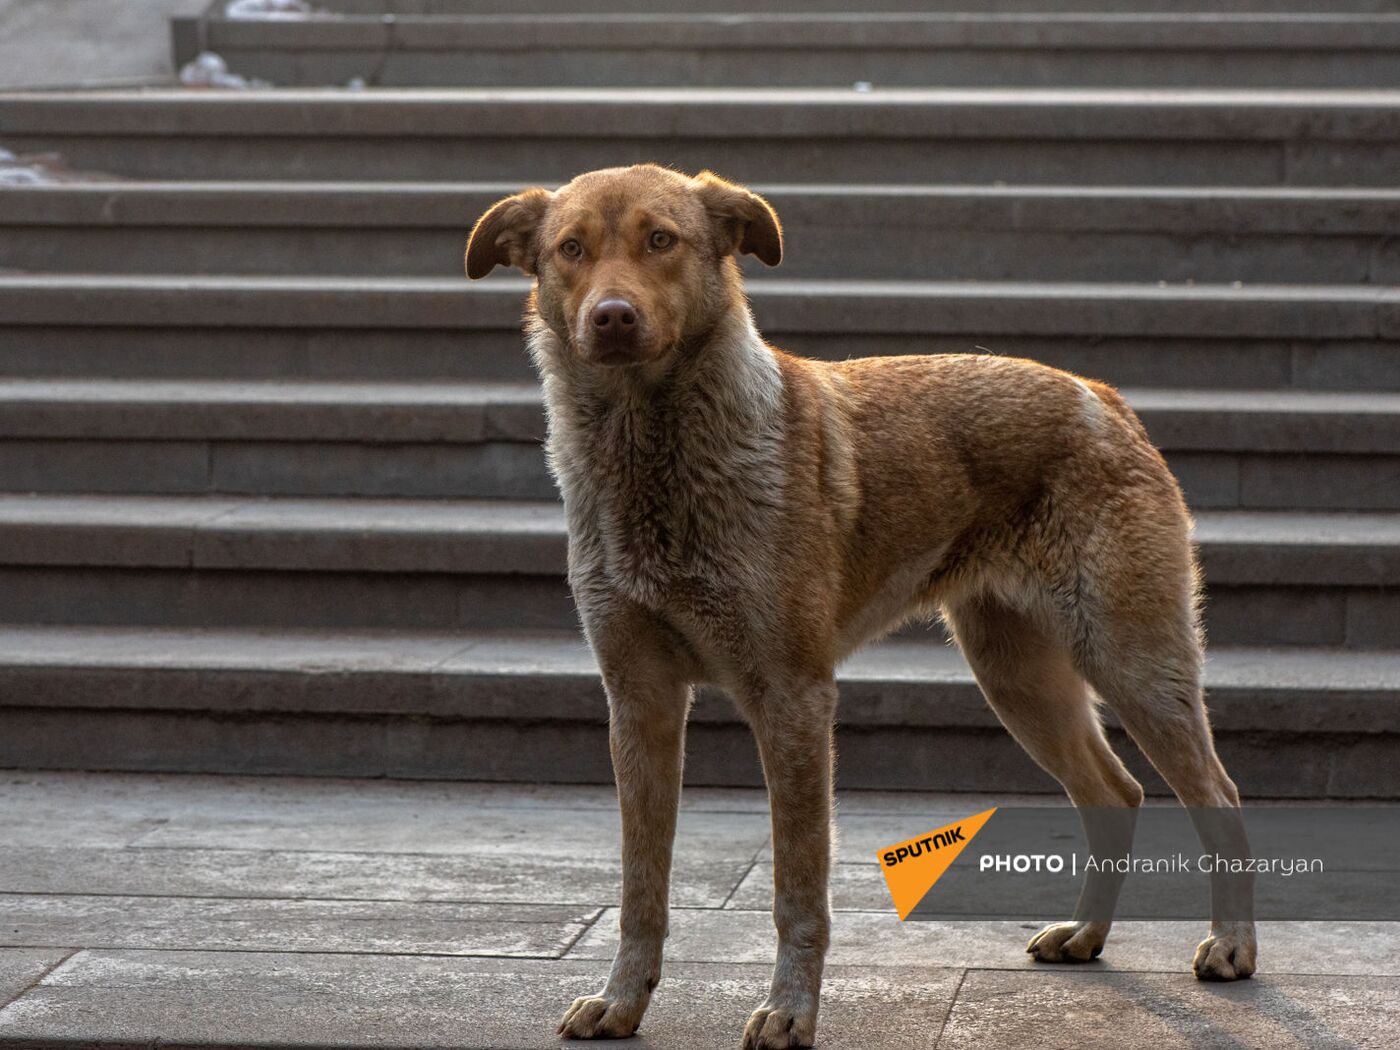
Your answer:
876;808;998;919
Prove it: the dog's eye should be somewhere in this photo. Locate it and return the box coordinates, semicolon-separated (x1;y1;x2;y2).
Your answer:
559;239;583;259
648;230;674;251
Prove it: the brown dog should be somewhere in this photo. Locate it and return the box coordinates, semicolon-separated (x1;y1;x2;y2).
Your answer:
467;164;1257;1049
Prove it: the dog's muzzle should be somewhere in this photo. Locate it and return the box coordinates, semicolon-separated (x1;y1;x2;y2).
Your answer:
583;297;650;364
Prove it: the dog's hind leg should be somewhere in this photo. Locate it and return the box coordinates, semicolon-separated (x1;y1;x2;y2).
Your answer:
740;678;837;1050
943;591;1144;964
1073;590;1258;981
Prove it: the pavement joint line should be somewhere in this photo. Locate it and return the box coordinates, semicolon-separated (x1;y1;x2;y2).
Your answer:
717;857;761;911
557;910;608;958
11;946;1397;984
0;947;79;1012
96;830;778;846
0;945;582;961
931;967;968;1049
120;818;173;850
4;942;1392;980
715;825;775;909
6;906;609;930
0;891;615;918
107;812;694;828
110;826;719;839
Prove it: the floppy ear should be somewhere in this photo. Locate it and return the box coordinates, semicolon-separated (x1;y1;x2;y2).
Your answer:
465;188;553;279
691;170;782;267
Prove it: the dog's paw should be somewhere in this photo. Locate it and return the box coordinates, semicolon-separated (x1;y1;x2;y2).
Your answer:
1193;923;1257;981
741;1000;817;1050
1026;920;1109;963
557;994;643;1040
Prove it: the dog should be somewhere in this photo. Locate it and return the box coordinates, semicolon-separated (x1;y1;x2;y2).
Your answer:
466;164;1257;1049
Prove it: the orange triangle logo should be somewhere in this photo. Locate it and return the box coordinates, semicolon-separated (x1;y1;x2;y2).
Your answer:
876;808;997;919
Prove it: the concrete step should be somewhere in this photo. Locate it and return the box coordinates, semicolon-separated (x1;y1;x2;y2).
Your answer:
3;380;1400;512
0;494;1393;648
2;88;1398;184
6;182;1400;283
2;275;1397;391
1;624;1395;795
181;13;1400;89
301;1;1400;14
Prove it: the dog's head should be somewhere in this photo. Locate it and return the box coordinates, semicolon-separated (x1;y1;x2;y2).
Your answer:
466;165;781;366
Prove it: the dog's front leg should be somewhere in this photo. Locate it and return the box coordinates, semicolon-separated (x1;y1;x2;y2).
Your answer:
742;680;837;1050
558;648;690;1040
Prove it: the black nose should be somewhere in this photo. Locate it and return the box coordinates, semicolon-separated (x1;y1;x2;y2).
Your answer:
590;298;638;336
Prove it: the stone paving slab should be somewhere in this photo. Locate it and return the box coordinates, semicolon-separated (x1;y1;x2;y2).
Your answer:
0;952;959;1050
569;908;1400;977
726;861;960;911
787;802;1400;865
0;774;770;862
0;772;190;847
0;770;1059;814
129;805;770;863
0;951;69;1012
0;846;750;910
0;769;779;815
2;895;598;959
938;970;1399;1050
731;859;1400;916
768;803;1173;862
731;862;1400;929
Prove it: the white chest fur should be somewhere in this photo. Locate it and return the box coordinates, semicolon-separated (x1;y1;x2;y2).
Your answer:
530;312;787;615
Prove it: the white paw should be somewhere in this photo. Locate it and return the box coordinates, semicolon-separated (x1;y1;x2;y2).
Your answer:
557;993;644;1040
741;1000;818;1050
1193;923;1257;981
1026;920;1109;963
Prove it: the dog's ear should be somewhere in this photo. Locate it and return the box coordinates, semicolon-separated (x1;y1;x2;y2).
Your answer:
691;170;782;267
465;188;553;279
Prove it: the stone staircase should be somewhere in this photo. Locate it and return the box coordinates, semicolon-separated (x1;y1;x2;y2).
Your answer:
1;2;1398;797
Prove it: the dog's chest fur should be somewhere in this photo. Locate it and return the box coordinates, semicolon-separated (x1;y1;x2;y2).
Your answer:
531;314;787;630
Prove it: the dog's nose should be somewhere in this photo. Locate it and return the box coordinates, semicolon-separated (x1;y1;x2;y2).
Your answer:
590;299;638;336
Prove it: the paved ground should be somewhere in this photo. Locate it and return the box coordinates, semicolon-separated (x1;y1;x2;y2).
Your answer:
0;771;1395;1048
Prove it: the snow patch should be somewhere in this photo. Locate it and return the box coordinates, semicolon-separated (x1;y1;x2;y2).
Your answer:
178;52;271;90
0;148;115;185
225;0;330;19
0;148;43;186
